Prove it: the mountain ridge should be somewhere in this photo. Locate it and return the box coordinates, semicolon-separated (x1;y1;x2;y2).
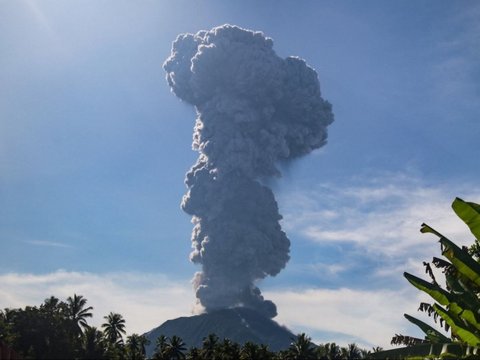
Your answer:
143;307;296;357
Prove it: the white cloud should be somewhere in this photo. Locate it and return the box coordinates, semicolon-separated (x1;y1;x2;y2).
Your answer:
280;175;480;259
308;262;349;276
267;286;435;349
0;270;194;336
276;174;480;315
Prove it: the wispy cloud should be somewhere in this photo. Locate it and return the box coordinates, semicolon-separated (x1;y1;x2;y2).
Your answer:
276;173;479;299
307;262;349;276
24;240;74;249
267;286;432;348
280;175;479;259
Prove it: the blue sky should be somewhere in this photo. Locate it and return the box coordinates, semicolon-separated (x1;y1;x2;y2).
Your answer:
1;0;479;348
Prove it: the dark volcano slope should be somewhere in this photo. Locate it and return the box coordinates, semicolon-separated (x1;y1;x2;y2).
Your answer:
144;307;296;357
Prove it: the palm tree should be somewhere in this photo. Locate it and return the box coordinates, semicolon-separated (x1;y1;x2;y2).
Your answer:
240;341;261;360
153;334;168;359
165;335;186;360
258;344;273;360
81;326;105;359
138;334;150;358
102;312;126;345
126;333;147;360
66;294;93;335
317;342;341;360
342;343;362;360
201;333;219;359
287;333;316;360
186;347;201;360
125;333;149;360
218;338;239;359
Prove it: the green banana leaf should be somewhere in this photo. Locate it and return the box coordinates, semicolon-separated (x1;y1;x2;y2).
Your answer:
399;198;480;349
452;198;480;240
404;272;450;306
420;223;444;237
404;313;450;343
440;236;480;288
405;272;480;331
433;303;480;346
445;272;480;311
420;223;480;287
439;256;480;299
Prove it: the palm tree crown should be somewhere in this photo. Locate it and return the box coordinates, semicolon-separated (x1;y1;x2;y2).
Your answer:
165;335;187;360
66;294;93;335
287;333;317;360
102;312;126;345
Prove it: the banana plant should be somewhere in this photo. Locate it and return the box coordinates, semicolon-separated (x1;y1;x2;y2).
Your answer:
393;198;480;349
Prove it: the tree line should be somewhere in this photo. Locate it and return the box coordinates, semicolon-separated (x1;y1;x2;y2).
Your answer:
0;294;381;359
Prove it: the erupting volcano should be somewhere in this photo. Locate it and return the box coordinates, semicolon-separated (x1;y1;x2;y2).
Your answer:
163;24;334;317
145;24;334;353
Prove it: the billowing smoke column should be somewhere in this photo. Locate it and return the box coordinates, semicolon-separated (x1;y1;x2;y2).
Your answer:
164;25;334;318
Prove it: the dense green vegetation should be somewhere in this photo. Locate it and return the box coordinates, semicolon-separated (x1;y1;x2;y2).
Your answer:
0;294;145;359
391;198;480;358
0;294;380;359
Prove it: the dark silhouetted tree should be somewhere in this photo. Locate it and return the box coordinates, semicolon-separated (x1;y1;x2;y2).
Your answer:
80;326;106;359
66;294;93;336
165;335;186;360
102;312;126;345
286;333;316;360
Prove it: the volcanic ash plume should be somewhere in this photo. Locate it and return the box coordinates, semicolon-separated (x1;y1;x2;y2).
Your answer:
164;25;334;318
